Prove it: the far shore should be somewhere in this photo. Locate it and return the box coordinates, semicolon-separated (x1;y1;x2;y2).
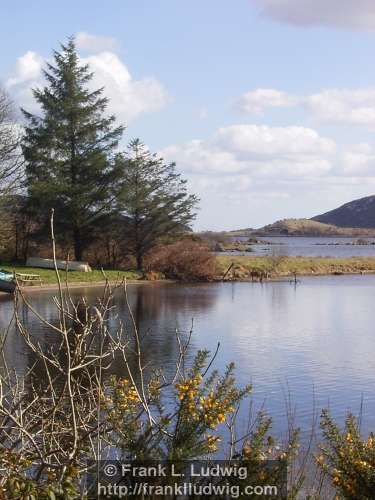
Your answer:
3;256;375;296
216;255;375;280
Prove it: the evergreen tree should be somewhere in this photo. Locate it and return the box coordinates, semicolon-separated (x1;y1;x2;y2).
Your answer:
22;38;124;260
116;139;199;269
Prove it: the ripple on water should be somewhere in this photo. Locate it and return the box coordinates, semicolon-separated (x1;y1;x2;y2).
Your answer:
1;275;375;438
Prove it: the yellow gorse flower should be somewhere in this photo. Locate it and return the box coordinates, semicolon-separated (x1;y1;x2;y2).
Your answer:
176;375;202;417
206;434;221;452
199;391;234;428
176;375;237;429
106;378;140;417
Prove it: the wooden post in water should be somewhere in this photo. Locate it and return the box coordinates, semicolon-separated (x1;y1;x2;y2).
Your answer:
222;262;234;281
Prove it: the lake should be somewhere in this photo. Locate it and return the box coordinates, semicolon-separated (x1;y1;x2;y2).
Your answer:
234;236;375;257
1;275;375;441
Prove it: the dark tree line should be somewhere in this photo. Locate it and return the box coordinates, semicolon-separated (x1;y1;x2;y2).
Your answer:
0;38;198;269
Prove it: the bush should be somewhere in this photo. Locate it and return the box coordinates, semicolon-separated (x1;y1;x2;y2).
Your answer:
145;240;217;281
317;410;375;498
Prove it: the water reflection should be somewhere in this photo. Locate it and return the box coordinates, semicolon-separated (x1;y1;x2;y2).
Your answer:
235;236;375;257
0;283;220;381
1;276;375;438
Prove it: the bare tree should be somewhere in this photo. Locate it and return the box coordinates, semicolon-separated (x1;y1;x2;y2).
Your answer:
0;214;299;498
0;88;23;195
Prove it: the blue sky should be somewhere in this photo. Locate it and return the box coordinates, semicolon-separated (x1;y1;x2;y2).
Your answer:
2;0;375;230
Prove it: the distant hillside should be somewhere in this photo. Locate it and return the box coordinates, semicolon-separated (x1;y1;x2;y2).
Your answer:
312;195;375;228
253;218;375;237
220;195;375;237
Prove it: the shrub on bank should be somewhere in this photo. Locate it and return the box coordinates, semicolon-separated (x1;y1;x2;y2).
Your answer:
317;410;375;499
145;240;217;281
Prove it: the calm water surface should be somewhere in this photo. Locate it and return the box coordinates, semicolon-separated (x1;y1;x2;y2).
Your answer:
1;275;375;438
236;236;375;257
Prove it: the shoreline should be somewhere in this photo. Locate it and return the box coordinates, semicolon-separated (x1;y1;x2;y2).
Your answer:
221;270;375;282
2;271;375;297
216;255;375;281
0;279;174;297
2;256;375;296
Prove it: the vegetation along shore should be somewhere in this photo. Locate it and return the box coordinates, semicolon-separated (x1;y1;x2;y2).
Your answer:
2;255;375;292
216;256;375;280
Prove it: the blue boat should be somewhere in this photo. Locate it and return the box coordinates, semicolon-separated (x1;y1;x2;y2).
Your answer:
0;271;16;294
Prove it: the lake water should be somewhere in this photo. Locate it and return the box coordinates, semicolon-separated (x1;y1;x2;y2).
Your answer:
235;236;375;257
1;276;375;441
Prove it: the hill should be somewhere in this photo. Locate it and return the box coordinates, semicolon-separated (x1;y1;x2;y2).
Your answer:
312;195;375;228
253;218;375;236
218;195;375;237
233;218;375;237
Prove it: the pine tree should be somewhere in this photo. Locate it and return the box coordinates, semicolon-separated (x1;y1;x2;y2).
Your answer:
116;139;199;269
22;38;124;261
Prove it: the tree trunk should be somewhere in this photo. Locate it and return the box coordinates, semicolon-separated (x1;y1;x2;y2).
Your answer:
73;228;83;261
136;251;143;271
14;222;19;261
134;217;143;270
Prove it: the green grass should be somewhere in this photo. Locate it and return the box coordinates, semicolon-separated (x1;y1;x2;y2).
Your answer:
216;255;375;277
3;256;374;285
0;264;142;285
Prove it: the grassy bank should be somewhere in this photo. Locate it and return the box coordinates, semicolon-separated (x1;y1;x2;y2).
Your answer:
216;255;375;278
3;256;375;287
1;264;142;285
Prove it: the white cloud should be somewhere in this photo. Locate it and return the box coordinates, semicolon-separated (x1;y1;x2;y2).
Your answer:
161;124;336;183
162;140;241;175
76;32;117;52
239;87;375;128
6;51;43;87
341;143;375;177
306;89;375;127
5;41;169;122
252;0;375;31
81;52;169;123
162;124;375;228
161;124;345;229
5;51;44;111
162;122;375;226
214;124;335;158
237;88;297;114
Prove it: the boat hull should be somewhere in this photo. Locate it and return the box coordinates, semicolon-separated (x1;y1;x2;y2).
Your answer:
26;257;91;272
0;278;16;294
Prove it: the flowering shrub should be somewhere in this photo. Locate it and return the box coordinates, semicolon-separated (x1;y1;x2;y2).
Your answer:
103;350;297;493
318;410;375;499
105;352;252;459
0;449;80;499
